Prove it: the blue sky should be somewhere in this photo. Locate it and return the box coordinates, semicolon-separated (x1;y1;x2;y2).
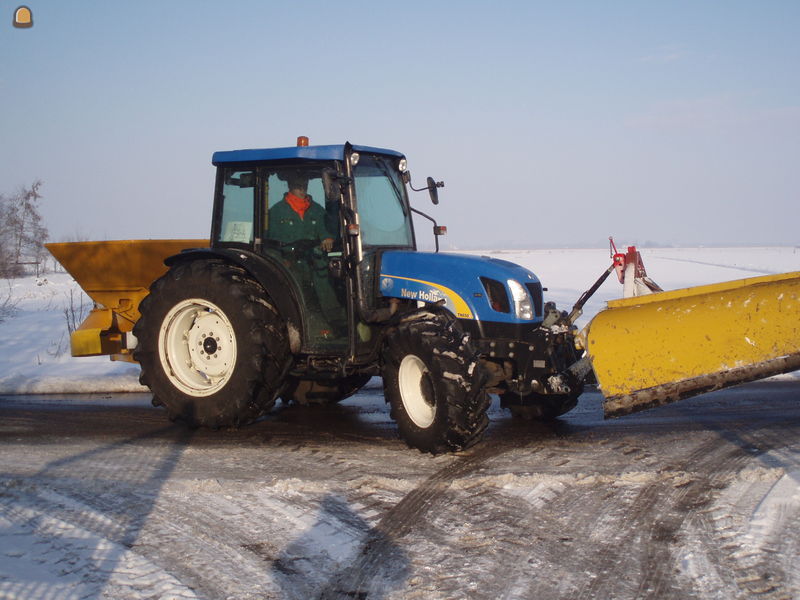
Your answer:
1;1;798;248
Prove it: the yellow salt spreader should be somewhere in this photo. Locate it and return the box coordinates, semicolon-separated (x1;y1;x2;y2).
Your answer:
46;240;208;361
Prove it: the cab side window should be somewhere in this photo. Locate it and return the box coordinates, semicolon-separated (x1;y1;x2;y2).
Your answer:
218;170;255;244
353;157;413;248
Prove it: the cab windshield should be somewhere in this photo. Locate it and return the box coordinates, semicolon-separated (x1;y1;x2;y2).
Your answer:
353;155;414;248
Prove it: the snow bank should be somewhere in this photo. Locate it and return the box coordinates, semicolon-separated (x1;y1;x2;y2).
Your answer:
0;273;146;395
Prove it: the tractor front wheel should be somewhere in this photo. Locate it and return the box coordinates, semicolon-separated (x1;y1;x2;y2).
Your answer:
382;314;489;454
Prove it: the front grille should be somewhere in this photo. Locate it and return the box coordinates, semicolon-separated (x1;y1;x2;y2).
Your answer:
480;277;511;313
526;282;543;318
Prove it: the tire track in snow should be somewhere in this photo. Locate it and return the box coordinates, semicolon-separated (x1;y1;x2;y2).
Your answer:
0;479;199;600
434;436;674;600
315;415;580;598
444;415;799;600
569;425;799;600
630;440;755;598
0;424;211;600
315;439;520;598
679;426;800;600
467;437;724;599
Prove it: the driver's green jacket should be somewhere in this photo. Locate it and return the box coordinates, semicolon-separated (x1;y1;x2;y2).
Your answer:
265;195;344;341
267;195;333;244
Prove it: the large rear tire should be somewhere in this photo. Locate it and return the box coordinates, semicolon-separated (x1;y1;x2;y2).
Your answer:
382;313;490;454
133;260;290;428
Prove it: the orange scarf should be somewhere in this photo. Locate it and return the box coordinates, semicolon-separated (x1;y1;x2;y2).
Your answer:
286;192;311;219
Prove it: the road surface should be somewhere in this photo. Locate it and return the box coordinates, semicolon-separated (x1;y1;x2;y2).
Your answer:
1;379;798;599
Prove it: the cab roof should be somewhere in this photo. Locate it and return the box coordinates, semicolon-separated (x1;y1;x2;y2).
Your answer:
212;144;404;166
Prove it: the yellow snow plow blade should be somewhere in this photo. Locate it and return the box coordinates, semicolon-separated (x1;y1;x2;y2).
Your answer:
586;271;800;418
46;239;208;359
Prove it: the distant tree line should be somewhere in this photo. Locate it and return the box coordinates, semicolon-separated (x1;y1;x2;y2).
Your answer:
0;181;49;277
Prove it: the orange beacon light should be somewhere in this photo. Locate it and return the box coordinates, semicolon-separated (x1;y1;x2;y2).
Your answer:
13;6;33;28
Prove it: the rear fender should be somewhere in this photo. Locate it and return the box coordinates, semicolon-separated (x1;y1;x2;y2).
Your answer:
165;248;303;353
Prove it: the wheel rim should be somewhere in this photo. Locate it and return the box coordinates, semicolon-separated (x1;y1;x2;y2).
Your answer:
398;354;436;428
158;298;237;397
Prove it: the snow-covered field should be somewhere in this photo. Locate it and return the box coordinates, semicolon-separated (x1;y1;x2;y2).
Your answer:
1;246;799;600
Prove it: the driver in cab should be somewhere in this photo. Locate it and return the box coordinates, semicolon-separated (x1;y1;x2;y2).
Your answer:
266;173;343;337
268;174;334;252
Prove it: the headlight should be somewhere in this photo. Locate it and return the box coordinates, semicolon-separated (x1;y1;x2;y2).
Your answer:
398;158;407;171
350;152;360;166
507;279;534;320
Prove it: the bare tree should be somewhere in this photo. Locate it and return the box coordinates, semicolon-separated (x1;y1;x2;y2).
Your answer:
0;180;49;277
0;280;18;323
0;196;19;278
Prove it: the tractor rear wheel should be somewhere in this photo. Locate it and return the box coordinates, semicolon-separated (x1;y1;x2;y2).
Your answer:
382;313;489;454
133;260;290;428
281;374;372;405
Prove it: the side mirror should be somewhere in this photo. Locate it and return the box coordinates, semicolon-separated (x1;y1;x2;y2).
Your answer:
410;175;444;204
427;177;439;205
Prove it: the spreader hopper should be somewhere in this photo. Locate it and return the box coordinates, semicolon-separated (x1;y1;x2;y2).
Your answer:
46;239;208;359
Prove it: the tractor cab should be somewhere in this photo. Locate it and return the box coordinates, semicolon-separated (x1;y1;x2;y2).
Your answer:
210;140;417;356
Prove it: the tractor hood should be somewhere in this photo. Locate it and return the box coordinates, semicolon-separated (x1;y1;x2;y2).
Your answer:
378;251;544;324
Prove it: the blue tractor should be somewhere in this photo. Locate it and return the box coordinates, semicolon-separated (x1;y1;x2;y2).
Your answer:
132;138;586;453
